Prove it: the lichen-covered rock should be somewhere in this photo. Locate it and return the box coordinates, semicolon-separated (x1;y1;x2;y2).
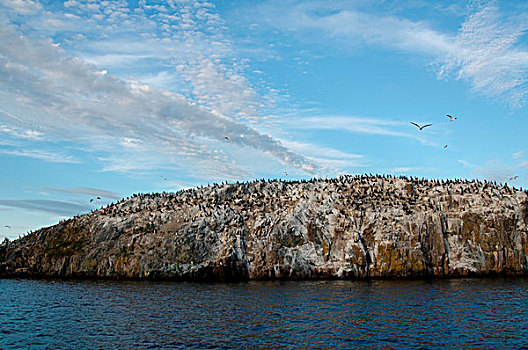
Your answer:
1;176;527;281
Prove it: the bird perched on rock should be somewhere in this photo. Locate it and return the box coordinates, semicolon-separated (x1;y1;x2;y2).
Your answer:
411;122;432;130
447;114;457;121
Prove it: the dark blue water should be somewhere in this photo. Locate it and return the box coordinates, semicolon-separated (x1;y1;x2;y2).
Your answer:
1;278;528;349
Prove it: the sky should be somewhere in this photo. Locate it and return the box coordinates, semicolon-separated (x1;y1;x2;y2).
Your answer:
0;0;527;240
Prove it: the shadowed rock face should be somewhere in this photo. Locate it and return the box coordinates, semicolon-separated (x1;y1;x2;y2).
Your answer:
1;176;527;281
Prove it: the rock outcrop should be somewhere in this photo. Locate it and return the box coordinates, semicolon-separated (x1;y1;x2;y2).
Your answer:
1;175;527;281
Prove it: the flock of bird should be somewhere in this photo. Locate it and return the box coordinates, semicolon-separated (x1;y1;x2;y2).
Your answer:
410;114;458;149
411;114;457;131
411;114;519;181
2;114;524;236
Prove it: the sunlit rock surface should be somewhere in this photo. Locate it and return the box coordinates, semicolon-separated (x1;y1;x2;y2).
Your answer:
1;176;527;280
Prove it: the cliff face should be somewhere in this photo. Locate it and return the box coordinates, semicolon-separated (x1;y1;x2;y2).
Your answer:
1;176;527;281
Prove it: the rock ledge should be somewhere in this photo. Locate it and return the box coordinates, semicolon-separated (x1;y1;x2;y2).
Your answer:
1;175;527;281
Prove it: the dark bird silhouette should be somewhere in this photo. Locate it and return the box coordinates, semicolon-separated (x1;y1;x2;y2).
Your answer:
4;225;11;229
447;114;457;121
444;145;448;148
224;136;230;140
285;172;288;176
90;196;102;203
510;175;519;180
411;122;432;130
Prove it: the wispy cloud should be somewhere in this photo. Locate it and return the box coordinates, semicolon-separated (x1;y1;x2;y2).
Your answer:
0;124;43;141
389;167;422;174
472;160;518;183
0;10;318;177
42;187;121;200
282;116;412;138
513;151;525;159
0;148;80;163
439;1;528;107
463;156;527;183
0;0;42;15
0;199;90;216
252;0;528;107
280;139;366;171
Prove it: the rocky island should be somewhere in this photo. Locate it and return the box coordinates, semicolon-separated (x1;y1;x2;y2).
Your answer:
1;175;527;281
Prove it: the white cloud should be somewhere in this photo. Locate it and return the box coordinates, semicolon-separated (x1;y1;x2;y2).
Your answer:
279;139;366;176
56;0;271;125
458;159;475;168
389;167;421;173
0;0;42;15
0;124;43;140
253;0;528;107
0;15;318;177
472;160;517;183
42;187;121;200
0;148;80;163
513;151;524;159
439;1;528;107
280;115;415;138
253;1;454;56
0;199;90;216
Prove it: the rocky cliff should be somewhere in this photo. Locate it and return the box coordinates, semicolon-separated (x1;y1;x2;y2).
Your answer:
1;175;527;281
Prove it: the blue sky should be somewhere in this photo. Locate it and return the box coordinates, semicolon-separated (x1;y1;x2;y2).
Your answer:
1;0;527;240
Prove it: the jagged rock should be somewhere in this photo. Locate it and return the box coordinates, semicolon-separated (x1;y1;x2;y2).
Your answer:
1;175;527;281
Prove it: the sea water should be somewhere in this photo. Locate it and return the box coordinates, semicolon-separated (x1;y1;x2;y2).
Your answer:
1;278;527;349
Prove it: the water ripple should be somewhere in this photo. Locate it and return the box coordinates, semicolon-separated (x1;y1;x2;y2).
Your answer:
1;278;528;349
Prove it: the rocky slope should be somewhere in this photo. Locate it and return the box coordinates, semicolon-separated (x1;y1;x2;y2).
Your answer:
1;175;527;281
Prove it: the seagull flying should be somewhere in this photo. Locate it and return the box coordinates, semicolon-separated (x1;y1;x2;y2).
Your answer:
224;136;230;140
410;122;432;130
444;145;448;148
447;114;457;121
161;176;167;180
4;225;11;229
510;175;519;180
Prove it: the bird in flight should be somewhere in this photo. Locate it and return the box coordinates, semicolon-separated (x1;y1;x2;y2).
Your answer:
224;136;230;140
284;172;288;176
4;225;11;229
160;176;167;180
411;122;432;130
510;175;519;180
444;145;448;148
447;114;457;121
90;196;102;203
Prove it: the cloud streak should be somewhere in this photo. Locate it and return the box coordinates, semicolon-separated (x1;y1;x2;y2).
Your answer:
252;0;528;107
282;116;412;138
0;147;80;163
0;199;90;216
439;1;528;107
42;187;122;200
0;13;318;177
